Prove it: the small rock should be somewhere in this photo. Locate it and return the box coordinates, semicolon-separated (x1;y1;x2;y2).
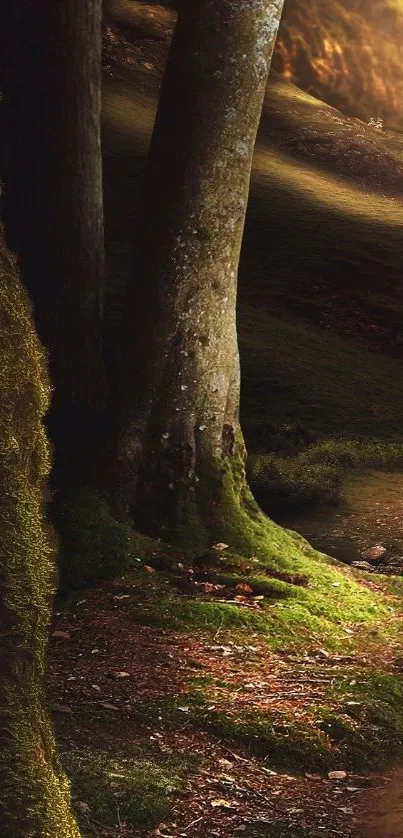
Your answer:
328;770;347;780
351;561;373;571
361;545;386;564
75;801;91;814
53;703;73;714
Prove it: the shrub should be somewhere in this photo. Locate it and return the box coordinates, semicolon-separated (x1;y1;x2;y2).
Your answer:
248;438;403;514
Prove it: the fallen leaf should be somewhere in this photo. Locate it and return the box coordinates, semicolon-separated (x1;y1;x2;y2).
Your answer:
52;630;71;640
235;583;254;594
211;799;240;809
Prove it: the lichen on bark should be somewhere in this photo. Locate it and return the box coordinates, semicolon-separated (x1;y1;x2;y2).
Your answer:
0;227;80;836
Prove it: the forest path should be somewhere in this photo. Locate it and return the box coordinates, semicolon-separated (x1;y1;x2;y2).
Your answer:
282;472;403;835
357;768;403;837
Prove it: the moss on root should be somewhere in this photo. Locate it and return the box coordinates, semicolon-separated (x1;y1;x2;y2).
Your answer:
0;228;80;837
54;487;159;588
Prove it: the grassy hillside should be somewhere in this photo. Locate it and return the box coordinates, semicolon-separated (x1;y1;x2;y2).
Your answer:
104;0;403;125
102;58;403;486
273;0;403;126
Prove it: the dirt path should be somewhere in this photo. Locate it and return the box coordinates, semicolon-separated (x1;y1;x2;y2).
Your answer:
358;769;403;837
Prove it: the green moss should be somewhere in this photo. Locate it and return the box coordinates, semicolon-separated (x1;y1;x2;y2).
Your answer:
130;594;269;632
61;748;182;832
118;522;396;652
55;487;161;587
197;709;333;772
0;226;80;836
132;686;403;774
129;696;348;773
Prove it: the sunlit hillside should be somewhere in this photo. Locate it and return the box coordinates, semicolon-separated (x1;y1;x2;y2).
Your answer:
274;0;403;125
104;0;403;125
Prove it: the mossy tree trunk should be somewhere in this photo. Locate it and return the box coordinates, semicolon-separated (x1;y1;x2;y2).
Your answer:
0;0;104;484
117;0;285;551
0;228;80;836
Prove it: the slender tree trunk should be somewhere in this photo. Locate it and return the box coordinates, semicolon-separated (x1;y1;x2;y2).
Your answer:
0;0;105;484
117;0;285;551
0;228;80;836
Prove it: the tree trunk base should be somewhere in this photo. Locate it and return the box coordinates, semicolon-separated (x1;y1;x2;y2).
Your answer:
0;691;80;838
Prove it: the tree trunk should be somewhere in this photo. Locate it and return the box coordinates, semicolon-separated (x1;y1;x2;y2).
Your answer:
117;0;285;552
0;0;105;485
0;227;80;836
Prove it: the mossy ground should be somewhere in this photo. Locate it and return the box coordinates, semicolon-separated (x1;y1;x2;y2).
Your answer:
50;522;403;835
61;746;183;832
55;492;403;801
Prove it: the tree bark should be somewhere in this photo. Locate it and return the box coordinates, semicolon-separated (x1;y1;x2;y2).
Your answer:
0;227;80;836
117;0;285;551
0;0;105;484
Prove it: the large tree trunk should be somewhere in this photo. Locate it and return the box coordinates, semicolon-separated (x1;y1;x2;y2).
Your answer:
0;228;80;836
117;0;285;551
0;0;105;485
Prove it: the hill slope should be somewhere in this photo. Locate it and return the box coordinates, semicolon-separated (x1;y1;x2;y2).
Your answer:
102;55;403;461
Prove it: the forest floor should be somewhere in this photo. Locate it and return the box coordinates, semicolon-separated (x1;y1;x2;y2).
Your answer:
48;553;403;838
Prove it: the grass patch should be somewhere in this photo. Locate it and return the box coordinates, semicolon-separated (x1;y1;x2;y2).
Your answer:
130;687;403;774
61;747;183;833
130;594;270;633
329;671;403;764
129;695;334;773
249;438;403;513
